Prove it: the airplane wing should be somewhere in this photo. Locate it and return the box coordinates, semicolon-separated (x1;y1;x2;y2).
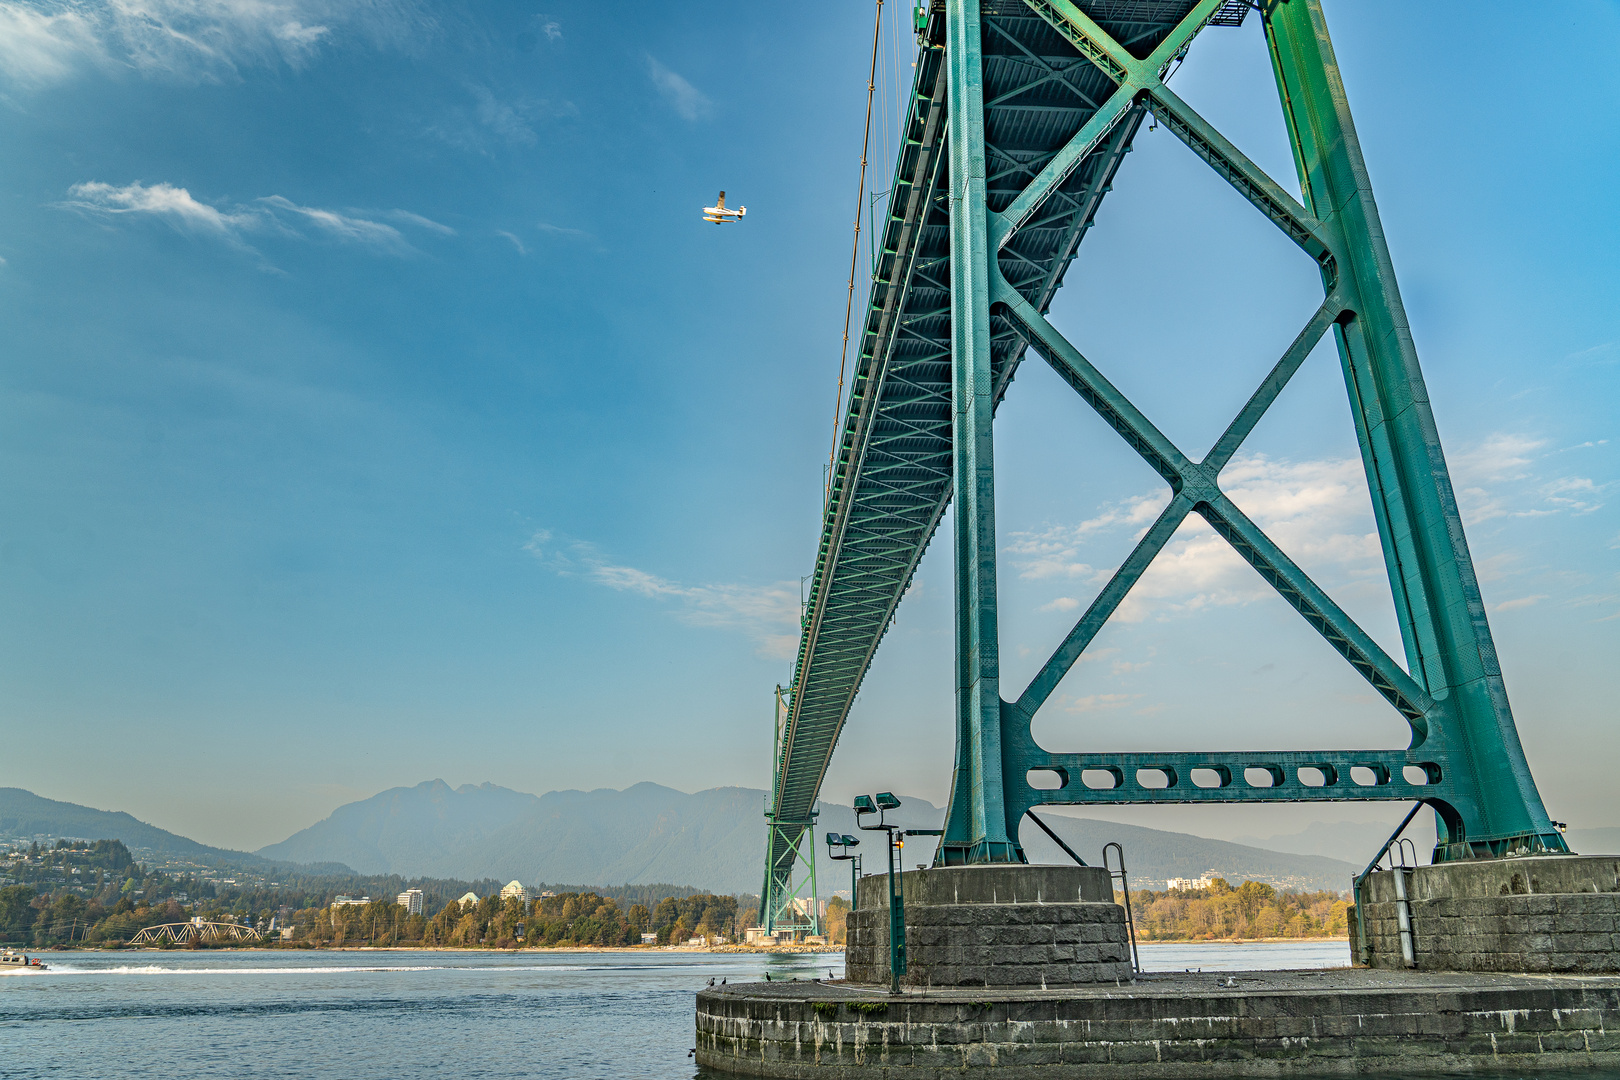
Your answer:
716;191;726;210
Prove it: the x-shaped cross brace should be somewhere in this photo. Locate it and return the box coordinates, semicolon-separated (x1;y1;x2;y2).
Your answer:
979;0;1446;787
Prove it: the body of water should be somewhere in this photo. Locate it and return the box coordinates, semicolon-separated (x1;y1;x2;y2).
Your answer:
0;941;1511;1079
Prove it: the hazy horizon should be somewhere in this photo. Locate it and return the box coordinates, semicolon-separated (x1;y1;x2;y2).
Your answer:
2;1;1616;854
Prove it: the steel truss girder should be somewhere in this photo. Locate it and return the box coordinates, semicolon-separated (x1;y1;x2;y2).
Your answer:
929;0;1565;867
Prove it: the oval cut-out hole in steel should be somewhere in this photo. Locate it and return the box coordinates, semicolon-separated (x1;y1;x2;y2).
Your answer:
1190;767;1229;789
1244;766;1284;788
1136;768;1173;789
1350;765;1390;787
1402;765;1433;786
1298;767;1329;787
1081;768;1120;790
1027;768;1068;791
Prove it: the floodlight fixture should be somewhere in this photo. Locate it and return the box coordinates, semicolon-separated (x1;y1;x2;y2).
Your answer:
841;835;860;847
875;792;901;811
853;795;876;816
826;832;845;847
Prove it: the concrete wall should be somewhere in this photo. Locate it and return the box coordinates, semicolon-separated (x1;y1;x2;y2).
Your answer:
1356;855;1620;972
847;866;1131;988
696;978;1620;1077
853;865;1116;910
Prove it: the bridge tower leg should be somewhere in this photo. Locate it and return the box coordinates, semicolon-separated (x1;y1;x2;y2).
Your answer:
1261;0;1558;856
937;0;1023;867
929;0;1564;865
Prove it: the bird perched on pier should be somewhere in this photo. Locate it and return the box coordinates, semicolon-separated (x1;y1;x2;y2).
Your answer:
707;977;715;987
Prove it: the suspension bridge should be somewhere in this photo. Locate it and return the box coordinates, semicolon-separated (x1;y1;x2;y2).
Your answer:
760;0;1566;933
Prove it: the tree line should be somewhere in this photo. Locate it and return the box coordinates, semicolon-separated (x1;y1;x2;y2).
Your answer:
1128;879;1349;940
0;838;756;949
301;892;752;949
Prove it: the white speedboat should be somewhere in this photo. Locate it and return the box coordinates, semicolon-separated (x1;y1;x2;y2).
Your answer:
0;949;47;974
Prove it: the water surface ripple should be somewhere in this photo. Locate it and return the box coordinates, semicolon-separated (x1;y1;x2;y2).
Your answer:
6;942;1582;1078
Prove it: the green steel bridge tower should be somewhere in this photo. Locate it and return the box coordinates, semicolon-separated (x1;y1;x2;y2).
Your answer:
761;0;1567;931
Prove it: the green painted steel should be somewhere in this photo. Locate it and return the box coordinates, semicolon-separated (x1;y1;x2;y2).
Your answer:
764;0;1565;920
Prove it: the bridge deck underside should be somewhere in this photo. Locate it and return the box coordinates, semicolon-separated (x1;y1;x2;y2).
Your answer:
767;0;1208;895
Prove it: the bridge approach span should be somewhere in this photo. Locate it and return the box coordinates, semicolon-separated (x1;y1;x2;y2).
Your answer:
762;0;1241;920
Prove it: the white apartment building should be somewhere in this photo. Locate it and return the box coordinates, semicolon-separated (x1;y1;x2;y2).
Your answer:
1165;875;1216;892
396;888;424;915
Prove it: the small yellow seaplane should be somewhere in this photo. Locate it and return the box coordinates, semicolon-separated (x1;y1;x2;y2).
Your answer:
702;191;746;225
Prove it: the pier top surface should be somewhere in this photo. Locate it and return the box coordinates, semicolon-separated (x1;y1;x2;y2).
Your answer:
705;967;1620;1002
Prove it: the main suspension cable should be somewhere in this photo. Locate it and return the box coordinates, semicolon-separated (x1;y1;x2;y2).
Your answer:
826;0;885;505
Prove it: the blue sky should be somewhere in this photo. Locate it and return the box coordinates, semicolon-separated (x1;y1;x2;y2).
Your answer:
1;1;1615;854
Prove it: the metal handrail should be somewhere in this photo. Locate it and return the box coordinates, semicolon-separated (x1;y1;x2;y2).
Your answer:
1023;809;1088;866
1102;841;1140;975
1352;801;1424;966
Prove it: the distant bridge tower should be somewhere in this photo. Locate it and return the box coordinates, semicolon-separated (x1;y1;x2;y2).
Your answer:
763;0;1564;919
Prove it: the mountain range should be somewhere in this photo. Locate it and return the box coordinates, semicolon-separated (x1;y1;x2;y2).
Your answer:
0;787;352;875
258;779;1366;893
22;780;1608;897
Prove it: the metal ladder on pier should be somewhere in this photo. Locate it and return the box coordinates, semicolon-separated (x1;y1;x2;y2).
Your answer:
1353;803;1423;968
1103;842;1141;976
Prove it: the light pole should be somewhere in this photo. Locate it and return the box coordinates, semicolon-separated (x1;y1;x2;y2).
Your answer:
825;833;862;904
854;792;942;994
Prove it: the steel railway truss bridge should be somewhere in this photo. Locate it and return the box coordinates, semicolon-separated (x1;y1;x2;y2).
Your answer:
129;920;262;945
760;0;1567;933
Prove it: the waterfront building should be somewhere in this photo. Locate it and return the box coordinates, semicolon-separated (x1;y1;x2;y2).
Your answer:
458;891;479;908
499;880;530;902
396;888;424;915
1165;876;1215;892
330;895;372;908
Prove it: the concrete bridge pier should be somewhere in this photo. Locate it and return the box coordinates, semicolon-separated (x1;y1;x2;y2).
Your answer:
845;865;1131;989
697;861;1620;1076
1353;854;1620;973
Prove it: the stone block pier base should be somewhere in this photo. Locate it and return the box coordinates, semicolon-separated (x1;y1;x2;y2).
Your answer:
698;859;1620;1076
845;865;1131;988
695;969;1620;1077
1354;855;1620;973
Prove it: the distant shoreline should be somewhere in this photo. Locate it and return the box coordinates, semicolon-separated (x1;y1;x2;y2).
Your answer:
43;943;848;954
44;937;1349;953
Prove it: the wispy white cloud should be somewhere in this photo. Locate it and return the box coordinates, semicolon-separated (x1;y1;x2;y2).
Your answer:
424;86;577;155
536;221;589;238
1491;594;1548;613
258;195;407;252
1452;432;1609;523
1064;692;1136;714
646;55;709;121
0;3;101;88
383;209;454;236
0;0;427;88
538;18;560;42
1008;454;1382;624
1012;436;1612;629
59;180;447;259
63;180;255;239
525;530;800;659
496;230;527;255
1006;493;1161;581
1566;341;1616;366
